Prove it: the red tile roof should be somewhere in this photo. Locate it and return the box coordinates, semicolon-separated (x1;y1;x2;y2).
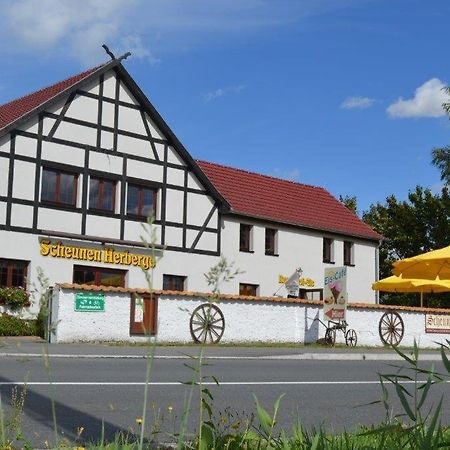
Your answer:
0;64;104;131
197;160;381;240
0;64;380;242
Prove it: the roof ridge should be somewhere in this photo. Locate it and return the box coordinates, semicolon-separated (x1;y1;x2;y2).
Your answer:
196;159;327;192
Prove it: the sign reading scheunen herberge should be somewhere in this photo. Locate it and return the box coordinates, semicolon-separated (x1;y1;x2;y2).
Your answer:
40;240;156;270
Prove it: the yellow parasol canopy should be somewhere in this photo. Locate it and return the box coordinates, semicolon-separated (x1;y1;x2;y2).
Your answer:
372;275;450;293
392;245;450;280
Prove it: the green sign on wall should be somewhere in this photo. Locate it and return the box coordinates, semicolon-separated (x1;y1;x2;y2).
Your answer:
75;292;105;312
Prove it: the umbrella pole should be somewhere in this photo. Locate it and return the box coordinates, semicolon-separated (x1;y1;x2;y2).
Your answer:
420;292;423;308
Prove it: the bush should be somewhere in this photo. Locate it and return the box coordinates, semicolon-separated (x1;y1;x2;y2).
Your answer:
0;287;30;310
34;307;46;339
0;314;36;336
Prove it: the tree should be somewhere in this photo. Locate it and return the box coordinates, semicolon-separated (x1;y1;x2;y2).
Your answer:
431;147;450;186
431;86;450;185
363;186;450;307
339;194;358;216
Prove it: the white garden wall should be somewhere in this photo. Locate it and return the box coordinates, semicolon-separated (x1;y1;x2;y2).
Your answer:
50;285;450;348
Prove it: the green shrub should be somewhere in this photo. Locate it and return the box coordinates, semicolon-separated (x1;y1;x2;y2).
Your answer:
0;314;36;336
0;287;30;310
34;307;46;339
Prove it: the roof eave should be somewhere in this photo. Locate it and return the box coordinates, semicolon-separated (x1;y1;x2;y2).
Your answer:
225;210;383;243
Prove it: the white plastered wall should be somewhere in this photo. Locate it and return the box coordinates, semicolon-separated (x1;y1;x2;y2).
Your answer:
220;216;378;302
51;289;450;348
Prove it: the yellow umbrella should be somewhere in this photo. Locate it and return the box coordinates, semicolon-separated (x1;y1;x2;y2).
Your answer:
392;246;450;280
373;275;450;293
372;275;450;307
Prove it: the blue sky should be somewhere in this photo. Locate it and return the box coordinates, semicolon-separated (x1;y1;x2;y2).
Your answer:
1;0;449;214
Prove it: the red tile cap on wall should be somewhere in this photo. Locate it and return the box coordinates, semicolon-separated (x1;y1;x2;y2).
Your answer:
197;160;382;241
57;284;449;314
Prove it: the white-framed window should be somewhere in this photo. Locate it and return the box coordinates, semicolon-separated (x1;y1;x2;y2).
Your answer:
344;241;354;266
323;238;334;263
265;228;278;256
239;224;253;252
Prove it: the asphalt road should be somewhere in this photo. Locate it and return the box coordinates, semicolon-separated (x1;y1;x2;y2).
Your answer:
0;343;449;447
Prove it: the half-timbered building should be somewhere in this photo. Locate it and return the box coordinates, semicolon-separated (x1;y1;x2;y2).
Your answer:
0;56;382;314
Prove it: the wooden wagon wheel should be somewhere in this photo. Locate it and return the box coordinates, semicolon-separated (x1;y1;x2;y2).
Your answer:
325;328;336;346
190;303;225;344
379;311;404;346
345;329;357;347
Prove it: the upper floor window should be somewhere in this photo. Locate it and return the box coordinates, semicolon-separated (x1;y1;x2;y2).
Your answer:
41;168;78;206
127;184;157;219
89;177;116;212
323;238;334;263
163;274;186;291
0;258;28;288
344;241;354;266
239;224;253;252
239;283;259;297
265;228;278;256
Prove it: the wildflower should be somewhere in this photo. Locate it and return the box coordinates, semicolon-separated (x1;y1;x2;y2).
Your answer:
167;405;174;413
136;417;143;425
231;420;241;430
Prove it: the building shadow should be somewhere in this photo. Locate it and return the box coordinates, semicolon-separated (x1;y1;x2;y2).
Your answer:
0;374;139;447
304;307;320;343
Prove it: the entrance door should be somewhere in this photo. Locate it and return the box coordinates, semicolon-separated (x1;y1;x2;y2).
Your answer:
130;294;158;335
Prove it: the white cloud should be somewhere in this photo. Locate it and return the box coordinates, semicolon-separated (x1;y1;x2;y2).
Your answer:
387;78;450;118
0;0;154;65
340;96;376;110
203;85;246;103
0;0;369;66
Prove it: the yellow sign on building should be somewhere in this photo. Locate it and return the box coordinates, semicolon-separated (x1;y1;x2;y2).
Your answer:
39;240;156;270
